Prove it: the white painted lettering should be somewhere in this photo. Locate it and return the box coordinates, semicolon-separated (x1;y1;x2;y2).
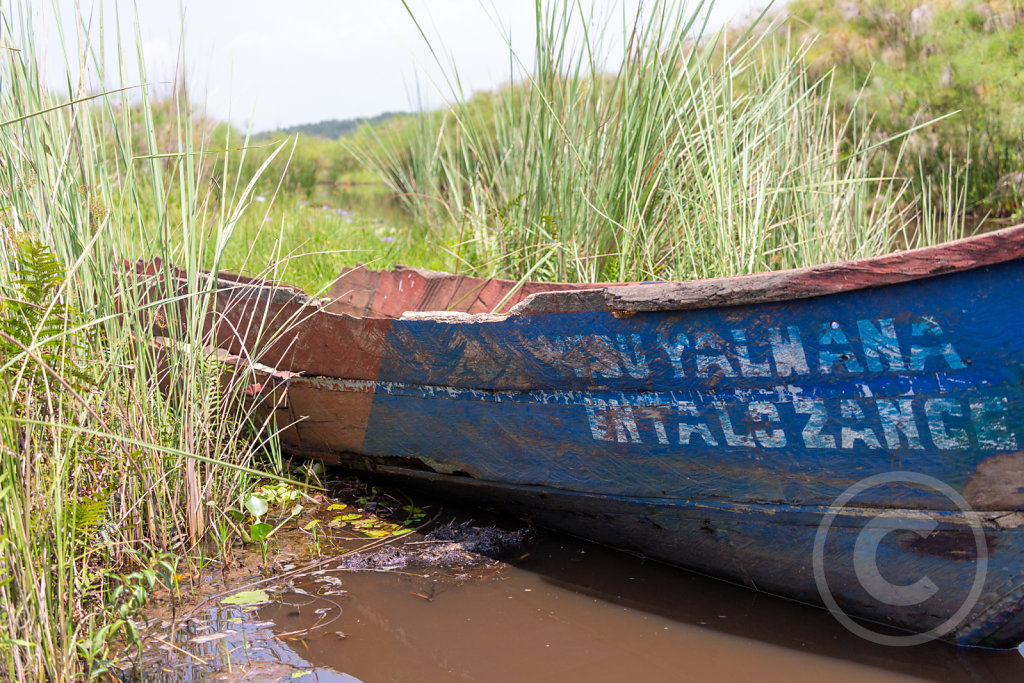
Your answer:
857;318;905;372
970;397;1019;450
585;399;640;442
538;334;589;378
656;332;690;378
696;332;736;378
732;329;771;377
876;399;923;449
632;395;671;445
909;317;965;371
840;399;882;449
677;401;718;446
716;404;756;447
818;323;864;374
591;336;625;379
925;398;970;449
749;401;786;448
768;326;810;376
585;402;610;441
795;398;837;448
614;333;650;379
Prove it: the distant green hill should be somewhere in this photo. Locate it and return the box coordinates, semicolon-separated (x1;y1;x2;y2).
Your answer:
270;111;406;139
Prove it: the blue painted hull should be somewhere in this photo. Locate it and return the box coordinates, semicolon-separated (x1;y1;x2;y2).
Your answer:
207;229;1024;647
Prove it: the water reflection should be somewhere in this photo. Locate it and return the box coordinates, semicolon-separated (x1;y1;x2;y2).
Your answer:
263;531;1024;683
138;493;1024;683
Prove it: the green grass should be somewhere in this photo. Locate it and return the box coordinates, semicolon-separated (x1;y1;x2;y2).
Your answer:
198;1;1009;293
209;184;449;294
0;3;308;679
352;0;962;285
164;116;457;293
786;0;1024;219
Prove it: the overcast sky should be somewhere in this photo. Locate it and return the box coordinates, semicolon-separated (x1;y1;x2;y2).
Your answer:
38;1;773;132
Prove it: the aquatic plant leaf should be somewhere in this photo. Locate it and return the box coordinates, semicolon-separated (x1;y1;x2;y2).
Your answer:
246;494;269;519
327;504;347;511
220;590;270;606
362;529;390;538
303;520;320;531
250;522;273;542
392;528;413;536
338;513;361;522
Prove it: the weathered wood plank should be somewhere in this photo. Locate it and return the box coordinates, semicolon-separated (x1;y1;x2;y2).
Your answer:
512;222;1024;315
326;264;603;317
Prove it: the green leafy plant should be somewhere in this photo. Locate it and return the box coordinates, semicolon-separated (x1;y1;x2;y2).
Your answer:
303;519;322;558
245;494;273;566
76;556;177;680
0;238;93;395
254;482;303;509
243;492;302;567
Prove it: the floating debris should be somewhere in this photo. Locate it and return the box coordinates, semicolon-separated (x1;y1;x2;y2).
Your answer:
339;521;531;571
220;589;270;606
190;631;234;644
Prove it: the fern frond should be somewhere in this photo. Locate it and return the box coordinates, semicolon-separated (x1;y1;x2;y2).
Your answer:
11;238;66;306
72;498;108;532
0;239;96;393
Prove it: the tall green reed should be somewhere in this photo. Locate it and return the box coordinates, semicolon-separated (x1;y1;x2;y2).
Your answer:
360;1;959;283
0;3;297;679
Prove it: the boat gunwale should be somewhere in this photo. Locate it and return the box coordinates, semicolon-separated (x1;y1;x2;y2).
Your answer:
509;222;1024;316
156;222;1024;323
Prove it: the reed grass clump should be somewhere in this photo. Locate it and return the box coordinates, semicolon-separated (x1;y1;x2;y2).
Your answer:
0;4;294;679
362;1;962;283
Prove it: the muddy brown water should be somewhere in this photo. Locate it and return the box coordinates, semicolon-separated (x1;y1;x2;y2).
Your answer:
138;498;1024;682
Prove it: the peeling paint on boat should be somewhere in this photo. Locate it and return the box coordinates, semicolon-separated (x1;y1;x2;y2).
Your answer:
153;223;1024;647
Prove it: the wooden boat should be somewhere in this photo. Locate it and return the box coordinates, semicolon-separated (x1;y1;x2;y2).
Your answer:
161;223;1024;647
